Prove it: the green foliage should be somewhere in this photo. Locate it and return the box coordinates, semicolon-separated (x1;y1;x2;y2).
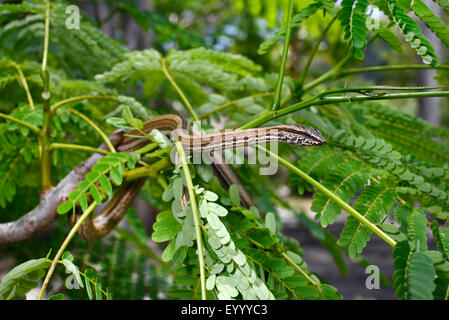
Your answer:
386;0;439;65
95;49;162;84
0;133;37;208
153;165;342;300
338;182;396;257
339;0;369;59
431;221;449;261
0;0;126;76
95;47;263;103
258;2;323;55
377;28;404;53
392;241;436;300
102;0;205;49
2;0;449;301
57;153;137;214
168;48;261;92
436;61;449;88
289;100;449;267
412;0;449;49
156;169;277;300
311;160;371;227
354;102;449;164
0;258;50;300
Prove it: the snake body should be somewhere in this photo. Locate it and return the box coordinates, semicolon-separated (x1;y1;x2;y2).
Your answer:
71;114;325;241
118;114;325;152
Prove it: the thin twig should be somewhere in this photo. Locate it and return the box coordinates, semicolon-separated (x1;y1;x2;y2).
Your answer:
335;64;449;79
238;90;449;129
162;58;199;121
271;0;294;111
38;202;98;300
51;95;119;113
39;0;52;191
50;143;109;155
198;92;273;119
10;62;35;110
258;145;397;248
298;15;338;87
69;109;116;153
175;141;206;300
0;112;41;134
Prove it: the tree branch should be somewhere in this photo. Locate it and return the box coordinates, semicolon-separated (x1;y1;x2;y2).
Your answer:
0;130;124;244
239;90;449;129
0;112;41;135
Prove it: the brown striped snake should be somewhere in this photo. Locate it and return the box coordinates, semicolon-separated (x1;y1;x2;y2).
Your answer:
0;114;324;243
70;114;325;241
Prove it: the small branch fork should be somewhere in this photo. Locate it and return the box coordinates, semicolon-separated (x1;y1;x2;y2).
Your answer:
0;130;125;244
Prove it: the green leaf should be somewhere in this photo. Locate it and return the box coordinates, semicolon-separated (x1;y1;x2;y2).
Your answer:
109;166;123;185
162;183;174;202
247;230;275;249
121;105;143;129
284;275;308;288
84;269;94;300
207;213;223;230
206;274;216;290
49;293;64;300
79;192;88;212
57;200;74;215
211;264;225;274
89;185;101;205
408;252;436;299
175;275;198;286
0;258;50;300
232;250;247;266
392;241;436;299
61;251;74;262
216;276;239;297
339;0;369;59
229;184;240;207
387;0;439;66
173;246;187;266
412;0;449;49
241;209;259;220
293;285;321;298
173;177;184;201
161;240;177;262
208;202;228;217
99;174;113;197
199;199;208;218
265;212;276;235
378;28;403;53
209;93;226;105
62;259;84;289
338;183;396;257
95;281;102;300
152;210;180;242
312;161;370;227
203;190;218;201
266;259;294;279
68;190;81;201
408;209;428;251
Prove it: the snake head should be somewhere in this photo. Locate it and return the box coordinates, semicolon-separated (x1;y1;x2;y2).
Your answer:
279;124;326;146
